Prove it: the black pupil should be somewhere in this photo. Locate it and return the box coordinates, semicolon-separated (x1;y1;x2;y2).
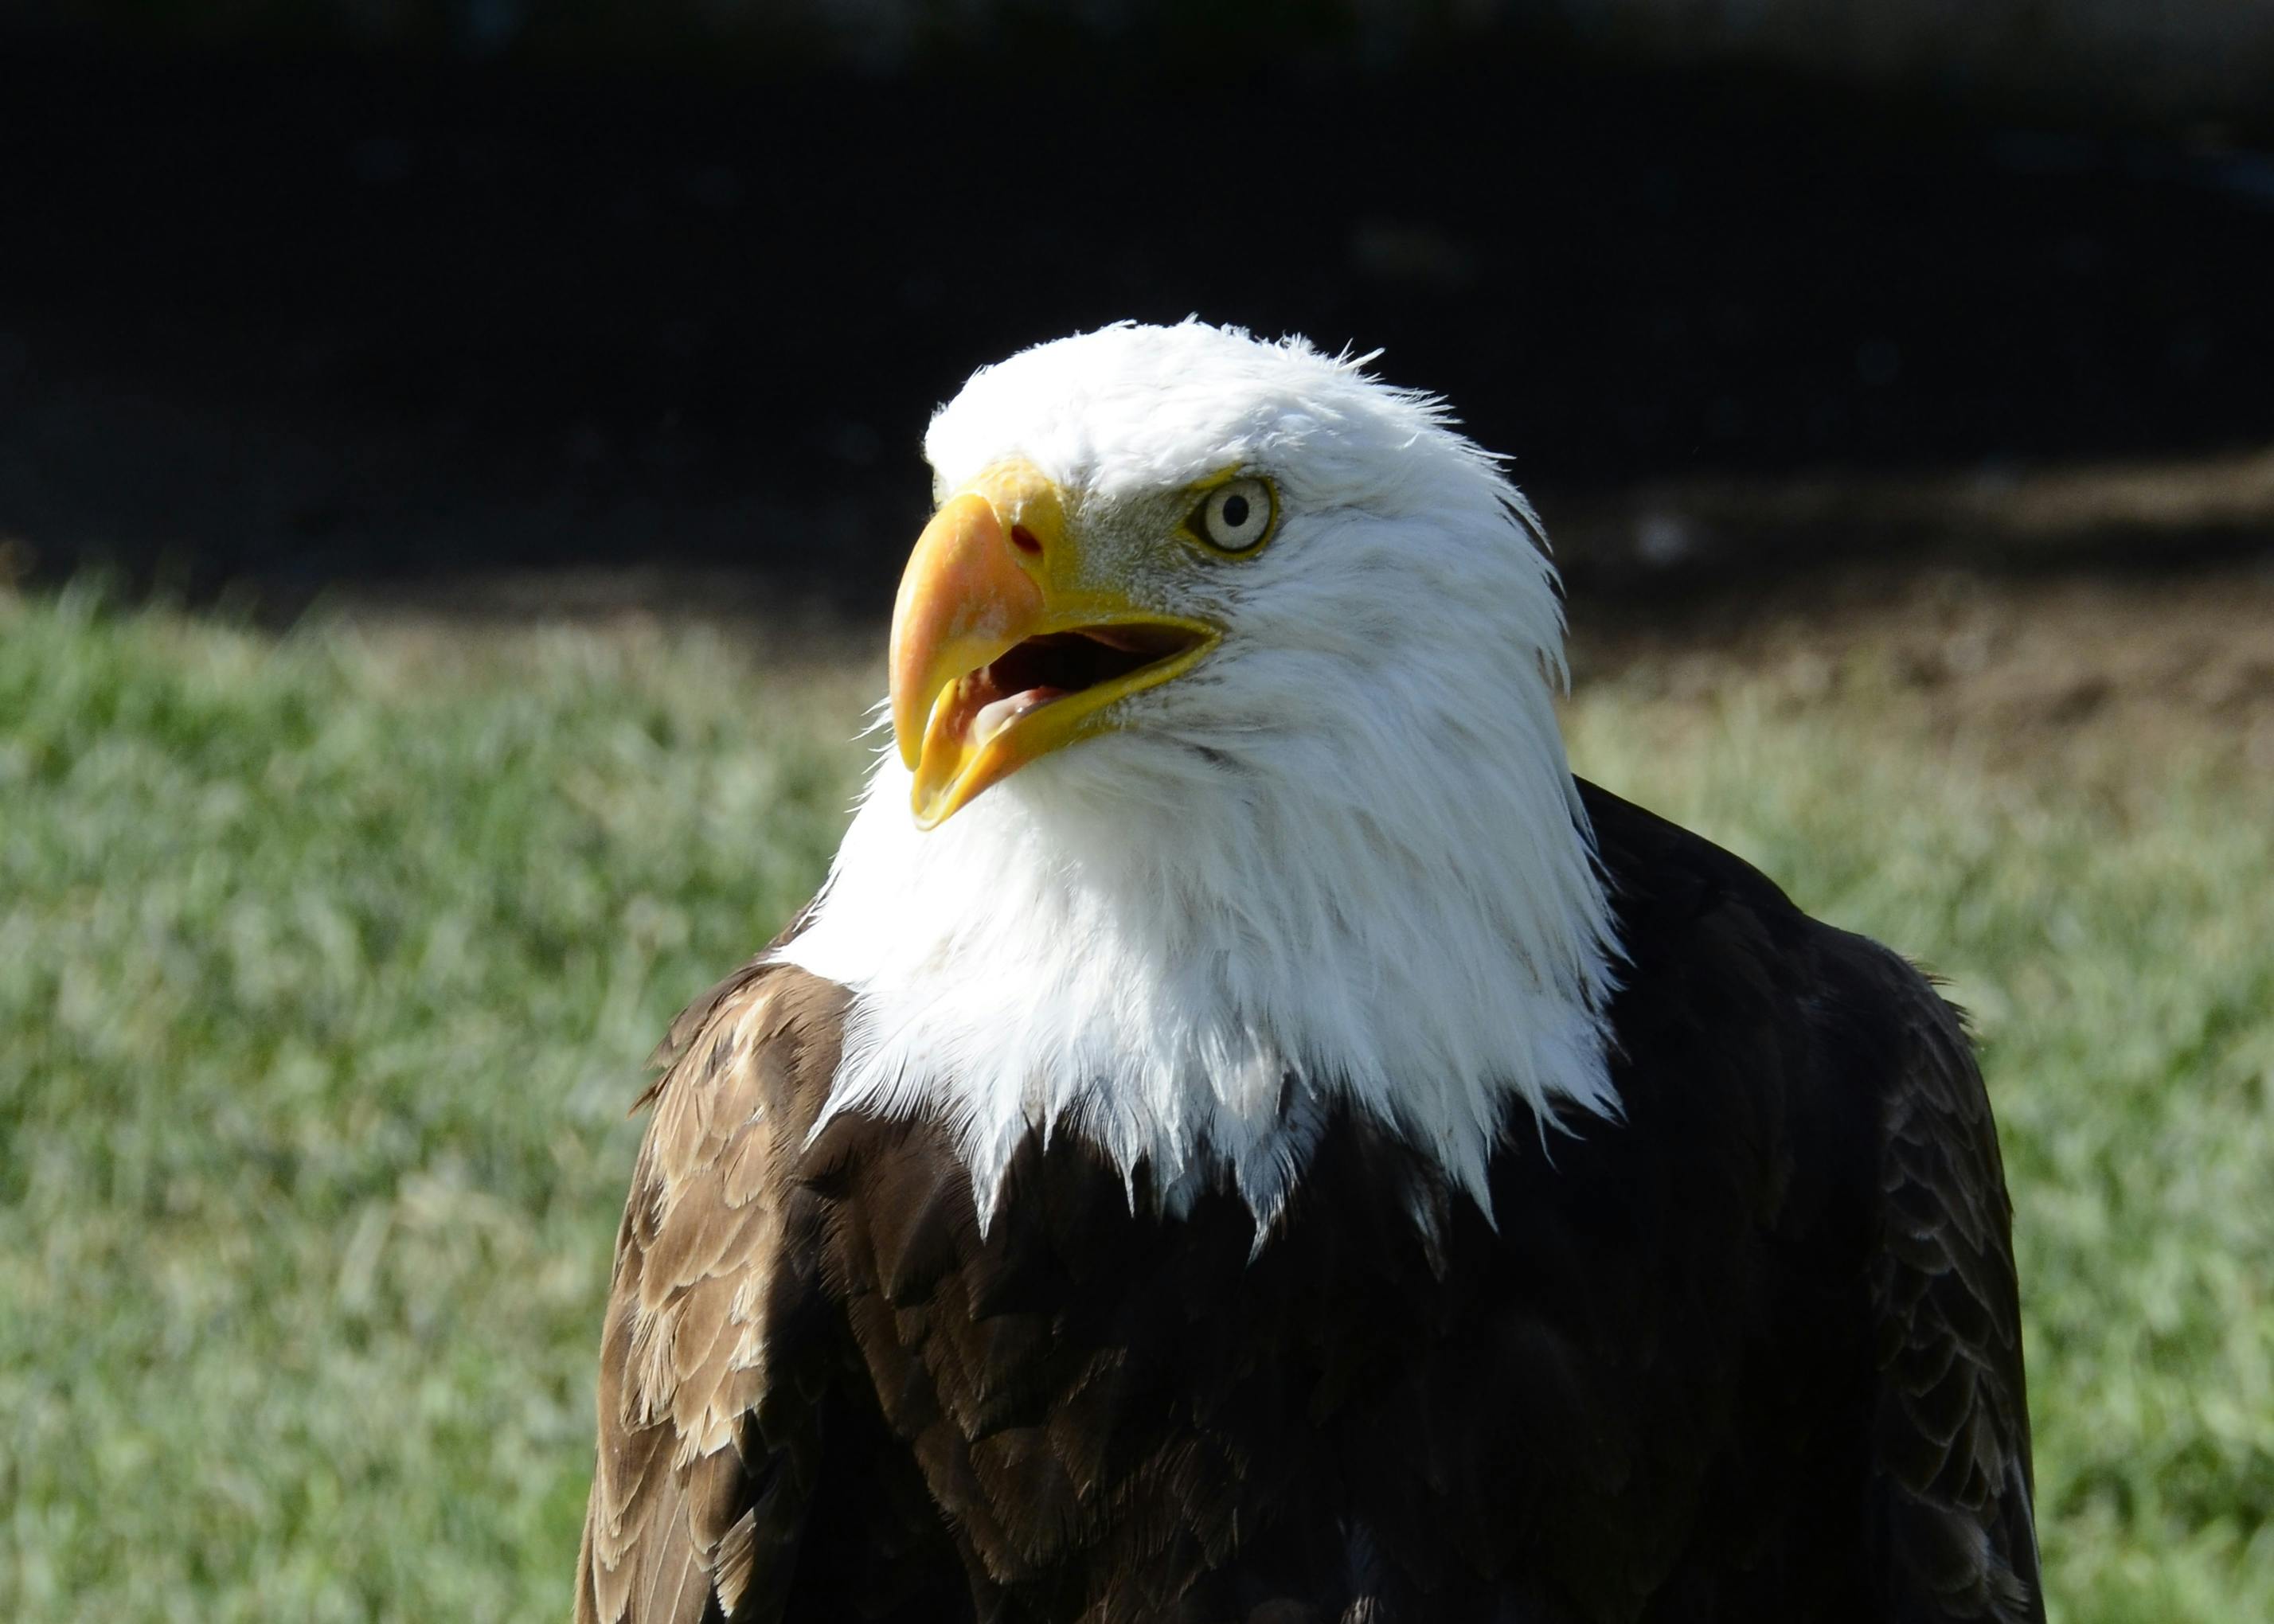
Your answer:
1219;494;1250;529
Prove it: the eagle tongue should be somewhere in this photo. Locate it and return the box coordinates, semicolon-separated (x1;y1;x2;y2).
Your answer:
973;687;1063;747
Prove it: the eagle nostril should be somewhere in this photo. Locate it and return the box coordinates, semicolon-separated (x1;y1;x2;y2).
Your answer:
1008;524;1043;556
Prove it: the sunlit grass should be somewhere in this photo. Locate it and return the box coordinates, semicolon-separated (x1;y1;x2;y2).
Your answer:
2;588;2268;1622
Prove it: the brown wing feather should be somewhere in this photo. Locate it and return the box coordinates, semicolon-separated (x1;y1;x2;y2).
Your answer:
576;963;845;1624
1868;960;2043;1623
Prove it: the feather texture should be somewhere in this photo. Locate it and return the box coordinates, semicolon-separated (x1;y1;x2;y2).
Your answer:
576;783;2041;1622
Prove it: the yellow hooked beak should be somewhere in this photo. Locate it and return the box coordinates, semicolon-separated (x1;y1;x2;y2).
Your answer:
889;459;1217;828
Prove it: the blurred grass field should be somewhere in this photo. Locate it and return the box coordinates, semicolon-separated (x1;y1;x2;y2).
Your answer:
3;579;2271;1622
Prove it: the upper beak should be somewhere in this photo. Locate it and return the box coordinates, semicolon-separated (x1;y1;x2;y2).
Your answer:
887;460;1216;828
888;468;1052;772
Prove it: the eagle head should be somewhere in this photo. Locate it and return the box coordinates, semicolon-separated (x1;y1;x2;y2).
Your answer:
781;322;1620;1226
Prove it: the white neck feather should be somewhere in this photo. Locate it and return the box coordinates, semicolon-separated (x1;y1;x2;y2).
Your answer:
779;602;1618;1233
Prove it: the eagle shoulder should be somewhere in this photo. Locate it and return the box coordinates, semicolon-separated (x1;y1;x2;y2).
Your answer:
1580;779;2041;1621
1862;952;2042;1622
576;960;847;1624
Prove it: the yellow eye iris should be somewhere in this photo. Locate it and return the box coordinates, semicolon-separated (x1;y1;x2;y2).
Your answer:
1190;477;1276;555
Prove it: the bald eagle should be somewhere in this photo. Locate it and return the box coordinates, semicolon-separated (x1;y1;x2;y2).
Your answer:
576;323;2041;1623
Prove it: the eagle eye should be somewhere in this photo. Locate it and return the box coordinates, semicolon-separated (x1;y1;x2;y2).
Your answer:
1190;477;1276;555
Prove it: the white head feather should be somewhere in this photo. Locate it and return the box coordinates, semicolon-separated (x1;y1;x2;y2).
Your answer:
779;321;1620;1231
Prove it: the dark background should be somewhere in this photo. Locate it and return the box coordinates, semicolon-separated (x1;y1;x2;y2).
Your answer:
5;1;2273;615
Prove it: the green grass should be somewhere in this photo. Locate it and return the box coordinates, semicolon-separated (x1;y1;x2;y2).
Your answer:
3;587;2269;1621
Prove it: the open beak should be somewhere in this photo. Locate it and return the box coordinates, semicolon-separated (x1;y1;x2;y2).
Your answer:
889;459;1217;828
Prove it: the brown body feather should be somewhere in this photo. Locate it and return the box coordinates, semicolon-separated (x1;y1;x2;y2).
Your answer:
576;782;2040;1623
